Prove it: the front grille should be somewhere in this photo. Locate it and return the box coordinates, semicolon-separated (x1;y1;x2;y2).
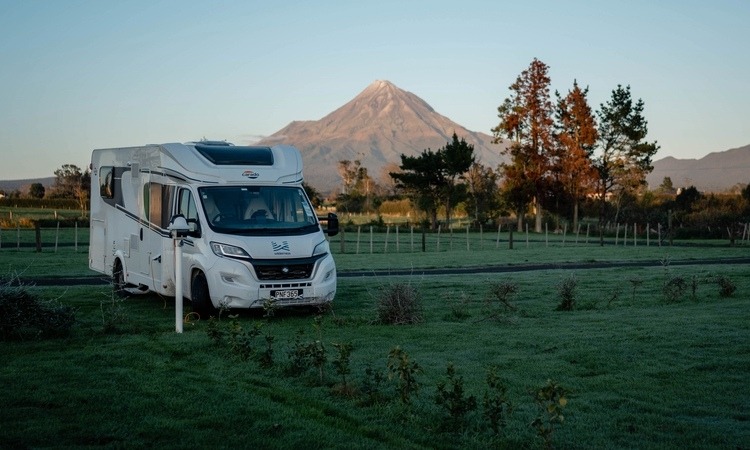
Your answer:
253;262;315;280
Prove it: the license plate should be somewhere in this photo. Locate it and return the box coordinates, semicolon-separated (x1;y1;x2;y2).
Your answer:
271;289;301;299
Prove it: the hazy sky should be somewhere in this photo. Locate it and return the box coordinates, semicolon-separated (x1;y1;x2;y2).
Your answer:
1;0;748;180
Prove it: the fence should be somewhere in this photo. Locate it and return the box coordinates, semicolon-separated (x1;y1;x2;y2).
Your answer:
0;223;88;252
2;221;747;254
332;221;750;254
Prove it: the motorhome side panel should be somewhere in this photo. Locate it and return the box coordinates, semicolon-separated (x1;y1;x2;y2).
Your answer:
89;145;178;296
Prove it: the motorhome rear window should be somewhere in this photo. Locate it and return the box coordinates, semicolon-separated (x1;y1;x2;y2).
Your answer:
194;145;274;166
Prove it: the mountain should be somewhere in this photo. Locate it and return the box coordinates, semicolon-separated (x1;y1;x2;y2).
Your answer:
647;144;750;192
258;80;507;194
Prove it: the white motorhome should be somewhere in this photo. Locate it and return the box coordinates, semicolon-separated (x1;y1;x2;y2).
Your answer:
88;141;338;315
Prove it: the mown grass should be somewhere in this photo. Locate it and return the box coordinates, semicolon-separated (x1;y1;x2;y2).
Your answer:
1;257;749;448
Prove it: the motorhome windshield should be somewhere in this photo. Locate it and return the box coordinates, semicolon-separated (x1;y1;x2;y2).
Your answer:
198;186;318;235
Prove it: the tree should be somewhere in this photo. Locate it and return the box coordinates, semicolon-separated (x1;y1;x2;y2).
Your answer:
303;182;323;208
29;183;46;199
390;134;474;229
336;160;378;214
439;134;475;225
552;80;598;230
492;58;555;232
465;163;502;226
50;164;91;212
593;85;659;245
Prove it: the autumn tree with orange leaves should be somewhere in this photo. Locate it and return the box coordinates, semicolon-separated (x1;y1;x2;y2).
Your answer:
492;58;554;232
552;80;599;230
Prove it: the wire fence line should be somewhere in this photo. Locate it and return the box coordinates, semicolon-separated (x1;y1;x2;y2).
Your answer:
2;221;747;254
332;222;750;254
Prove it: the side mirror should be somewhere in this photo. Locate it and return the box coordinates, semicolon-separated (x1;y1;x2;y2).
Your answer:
168;214;191;238
325;212;339;237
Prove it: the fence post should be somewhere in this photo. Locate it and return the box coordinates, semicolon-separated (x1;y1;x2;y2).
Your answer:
437;225;441;252
576;224;581;245
17;224;20;250
525;223;529;248
586;223;590;244
356;226;361;254
647;223;650;247
623;223;628;246
496;223;501;249
615;224;620;246
466;224;470;251
369;226;373;254
480;224;483;250
35;222;42;252
55;221;60;252
74;221;78;252
396;225;399;253
658;223;662;247
562;223;567;246
384;226;390;253
340;227;346;254
633;223;637;247
545;222;548;247
421;224;426;252
508;225;514;250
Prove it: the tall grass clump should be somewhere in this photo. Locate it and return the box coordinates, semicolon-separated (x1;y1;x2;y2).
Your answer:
0;277;75;340
374;282;423;325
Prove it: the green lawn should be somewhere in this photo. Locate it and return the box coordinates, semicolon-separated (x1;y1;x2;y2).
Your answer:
1;251;749;448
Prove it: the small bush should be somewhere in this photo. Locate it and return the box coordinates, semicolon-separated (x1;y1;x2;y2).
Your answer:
663;276;687;303
716;275;737;298
435;362;477;431
483;366;513;435
387;346;421;405
0;281;75;340
531;379;570;449
375;283;423;325
555;274;577;311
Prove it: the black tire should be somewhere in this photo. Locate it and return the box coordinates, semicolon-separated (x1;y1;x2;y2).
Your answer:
191;272;215;318
113;259;127;298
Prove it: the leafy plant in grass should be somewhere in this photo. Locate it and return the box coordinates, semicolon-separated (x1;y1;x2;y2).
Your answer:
434;362;477;431
555;274;578;311
716;275;737;298
0;278;75;340
227;318;263;361
259;332;275;368
331;342;355;397
387;346;421;406
374;282;423;325
483;366;513;435
443;290;472;321
359;363;386;406
531;379;570;450
663;276;687;303
285;317;328;384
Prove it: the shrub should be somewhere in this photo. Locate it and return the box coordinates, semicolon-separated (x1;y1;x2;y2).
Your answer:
375;283;423;325
555;274;578;311
663;276;687;303
483;366;513;435
531;379;570;449
0;280;75;340
434;362;477;431
387;346;421;405
716;275;737;298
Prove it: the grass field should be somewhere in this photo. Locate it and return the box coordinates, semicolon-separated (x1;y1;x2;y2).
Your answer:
1;239;749;449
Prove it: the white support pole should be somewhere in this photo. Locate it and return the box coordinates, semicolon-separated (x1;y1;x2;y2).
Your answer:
384;226;390;253
174;236;184;334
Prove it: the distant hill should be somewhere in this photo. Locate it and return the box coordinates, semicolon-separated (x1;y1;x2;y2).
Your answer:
0;177;55;195
647;144;750;192
258;80;508;194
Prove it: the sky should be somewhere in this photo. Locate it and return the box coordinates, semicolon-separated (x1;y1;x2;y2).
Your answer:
0;0;748;181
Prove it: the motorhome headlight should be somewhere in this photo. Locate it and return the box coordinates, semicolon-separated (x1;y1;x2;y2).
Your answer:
312;239;329;257
210;242;250;260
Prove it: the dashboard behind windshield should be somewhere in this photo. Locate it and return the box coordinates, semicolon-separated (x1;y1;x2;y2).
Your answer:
198;186;318;235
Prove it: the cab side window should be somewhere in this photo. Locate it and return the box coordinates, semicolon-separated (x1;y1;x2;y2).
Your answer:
177;189;199;234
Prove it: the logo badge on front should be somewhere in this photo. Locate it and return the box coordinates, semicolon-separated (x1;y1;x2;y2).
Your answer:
272;241;291;255
242;170;260;179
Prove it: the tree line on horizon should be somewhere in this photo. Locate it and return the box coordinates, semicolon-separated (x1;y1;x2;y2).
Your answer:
327;58;749;243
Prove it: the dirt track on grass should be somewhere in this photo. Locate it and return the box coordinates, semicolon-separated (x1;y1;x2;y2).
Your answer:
17;257;750;286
